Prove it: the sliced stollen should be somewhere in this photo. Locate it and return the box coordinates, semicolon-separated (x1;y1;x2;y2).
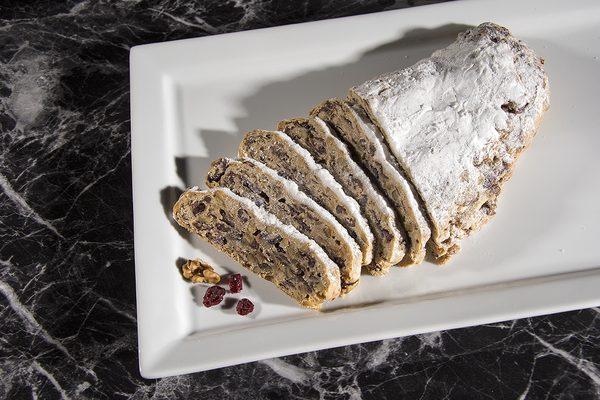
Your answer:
238;129;374;266
173;187;341;309
348;22;550;261
277;117;405;275
311;99;431;265
206;157;362;293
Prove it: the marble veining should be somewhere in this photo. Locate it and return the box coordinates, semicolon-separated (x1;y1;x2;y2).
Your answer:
1;1;599;399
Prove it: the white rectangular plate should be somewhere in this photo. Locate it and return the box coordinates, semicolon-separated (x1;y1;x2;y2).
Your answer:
130;0;600;378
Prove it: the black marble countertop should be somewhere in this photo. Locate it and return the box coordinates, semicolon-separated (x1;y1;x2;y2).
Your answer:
1;1;599;399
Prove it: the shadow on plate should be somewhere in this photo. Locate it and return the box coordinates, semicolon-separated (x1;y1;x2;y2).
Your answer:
234;23;471;135
172;23;472;187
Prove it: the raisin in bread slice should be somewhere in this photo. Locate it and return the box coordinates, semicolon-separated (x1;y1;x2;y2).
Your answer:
311;99;430;265
277;117;405;275
348;23;550;261
238;129;374;266
206;157;361;293
173;187;341;309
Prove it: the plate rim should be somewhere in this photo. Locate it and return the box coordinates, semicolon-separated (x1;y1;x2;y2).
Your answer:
130;0;600;378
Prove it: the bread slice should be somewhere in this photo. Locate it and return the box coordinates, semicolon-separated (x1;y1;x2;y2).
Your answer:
311;99;430;265
277;117;405;275
206;157;362;292
173;187;341;308
238;129;374;266
348;23;550;261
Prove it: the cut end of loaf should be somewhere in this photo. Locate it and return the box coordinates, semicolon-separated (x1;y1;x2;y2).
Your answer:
173;187;342;308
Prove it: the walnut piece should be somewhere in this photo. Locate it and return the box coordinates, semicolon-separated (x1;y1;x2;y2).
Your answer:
181;259;221;284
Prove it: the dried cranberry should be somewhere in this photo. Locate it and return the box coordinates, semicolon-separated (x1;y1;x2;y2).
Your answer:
203;286;225;307
228;273;243;293
236;298;254;315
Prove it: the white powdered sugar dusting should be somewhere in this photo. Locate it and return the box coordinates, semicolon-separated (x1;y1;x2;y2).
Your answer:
313;116;398;227
350;23;549;251
271;130;375;263
203;187;342;295
239;157;363;278
347;102;430;256
311;116;404;262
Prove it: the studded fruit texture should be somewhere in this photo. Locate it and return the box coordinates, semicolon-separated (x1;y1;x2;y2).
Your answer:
203;286;226;307
236;298;254;315
228;273;243;293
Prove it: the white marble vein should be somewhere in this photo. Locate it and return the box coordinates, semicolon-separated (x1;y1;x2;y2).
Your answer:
31;361;71;400
532;332;600;392
0;280;72;359
260;359;311;384
1;1;598;399
0;172;64;239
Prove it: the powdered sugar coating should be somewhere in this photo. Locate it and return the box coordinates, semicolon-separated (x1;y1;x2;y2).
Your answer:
239;130;374;265
187;186;342;292
238;157;363;284
337;102;430;263
274;132;373;248
350;23;549;257
310;117;405;267
312;117;400;231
